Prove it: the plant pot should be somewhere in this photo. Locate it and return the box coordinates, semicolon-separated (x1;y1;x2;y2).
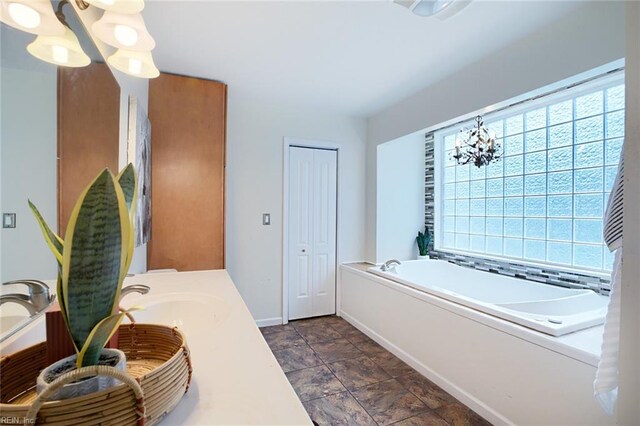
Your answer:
417;255;429;260
36;348;126;400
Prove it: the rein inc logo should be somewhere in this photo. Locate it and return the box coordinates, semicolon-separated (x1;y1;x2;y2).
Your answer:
0;417;35;425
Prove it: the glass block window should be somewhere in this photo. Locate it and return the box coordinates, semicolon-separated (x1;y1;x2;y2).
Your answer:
438;76;624;273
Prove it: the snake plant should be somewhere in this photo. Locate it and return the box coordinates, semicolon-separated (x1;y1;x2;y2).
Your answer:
416;226;432;256
29;165;137;368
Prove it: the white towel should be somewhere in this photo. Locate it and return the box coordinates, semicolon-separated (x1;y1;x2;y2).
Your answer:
594;152;624;415
594;248;622;415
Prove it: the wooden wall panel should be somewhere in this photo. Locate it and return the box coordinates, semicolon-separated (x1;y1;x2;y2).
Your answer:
147;73;226;271
57;63;120;236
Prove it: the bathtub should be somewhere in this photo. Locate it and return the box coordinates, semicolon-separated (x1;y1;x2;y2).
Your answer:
369;259;608;336
340;263;608;424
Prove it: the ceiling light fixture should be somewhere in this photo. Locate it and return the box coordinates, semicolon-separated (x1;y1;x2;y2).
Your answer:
81;0;144;15
8;3;40;28
452;115;501;168
107;48;158;78
0;0;65;35
393;0;469;19
114;23;137;46
92;11;155;50
26;0;90;67
1;0;157;76
411;0;453;16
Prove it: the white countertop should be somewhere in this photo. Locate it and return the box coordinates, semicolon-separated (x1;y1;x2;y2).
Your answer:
1;270;312;426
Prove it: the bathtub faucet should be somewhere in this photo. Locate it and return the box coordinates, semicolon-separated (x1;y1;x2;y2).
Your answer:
381;259;402;272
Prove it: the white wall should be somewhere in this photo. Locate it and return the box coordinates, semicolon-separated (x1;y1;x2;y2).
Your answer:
618;2;640;423
1;67;58;281
364;1;625;262
376;132;425;263
226;95;366;323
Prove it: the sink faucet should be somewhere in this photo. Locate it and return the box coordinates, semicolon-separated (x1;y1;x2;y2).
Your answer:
1;279;53;315
380;259;402;272
120;284;150;301
0;294;41;316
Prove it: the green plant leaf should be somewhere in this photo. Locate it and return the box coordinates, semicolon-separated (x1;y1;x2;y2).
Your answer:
62;169;129;355
28;200;63;265
76;312;125;367
77;305;141;367
117;164;136;216
54;274;77;351
117;164;137;276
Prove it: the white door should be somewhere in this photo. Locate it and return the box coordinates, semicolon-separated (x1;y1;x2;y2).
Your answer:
288;146;337;320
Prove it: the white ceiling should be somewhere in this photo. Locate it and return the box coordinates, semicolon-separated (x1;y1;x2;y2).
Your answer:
144;1;583;117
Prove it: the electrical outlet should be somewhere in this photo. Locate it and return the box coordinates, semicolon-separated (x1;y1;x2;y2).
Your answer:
3;213;16;229
262;213;271;226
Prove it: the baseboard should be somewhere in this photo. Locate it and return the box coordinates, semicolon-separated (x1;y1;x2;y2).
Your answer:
255;317;283;327
339;310;511;426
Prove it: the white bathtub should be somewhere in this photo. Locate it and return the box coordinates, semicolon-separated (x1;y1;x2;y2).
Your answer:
369;260;608;336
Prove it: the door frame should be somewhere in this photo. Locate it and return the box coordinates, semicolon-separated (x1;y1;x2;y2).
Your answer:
282;137;341;325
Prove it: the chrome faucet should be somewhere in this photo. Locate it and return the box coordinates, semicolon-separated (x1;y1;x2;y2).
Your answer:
120;284;150;301
1;279;53;315
380;259;402;272
0;294;41;316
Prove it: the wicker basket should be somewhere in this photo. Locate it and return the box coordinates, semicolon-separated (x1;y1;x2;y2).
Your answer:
0;324;192;426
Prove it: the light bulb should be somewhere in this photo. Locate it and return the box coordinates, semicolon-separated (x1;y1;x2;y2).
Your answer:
27;26;90;67
8;2;40;28
108;49;159;78
52;45;69;64
114;24;138;47
128;58;142;75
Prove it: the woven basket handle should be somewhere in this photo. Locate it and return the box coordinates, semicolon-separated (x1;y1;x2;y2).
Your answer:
26;365;146;425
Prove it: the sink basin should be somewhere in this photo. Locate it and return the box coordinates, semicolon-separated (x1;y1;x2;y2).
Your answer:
0;314;31;342
0;300;47;343
123;293;231;338
1;314;30;330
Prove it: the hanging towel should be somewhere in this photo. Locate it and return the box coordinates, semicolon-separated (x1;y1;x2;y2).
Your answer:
594;249;622;415
594;153;624;415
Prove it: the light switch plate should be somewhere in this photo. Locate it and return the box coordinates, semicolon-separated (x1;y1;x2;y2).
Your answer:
262;213;271;225
3;213;16;229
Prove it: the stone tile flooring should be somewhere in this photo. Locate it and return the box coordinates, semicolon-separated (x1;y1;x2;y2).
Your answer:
261;316;492;426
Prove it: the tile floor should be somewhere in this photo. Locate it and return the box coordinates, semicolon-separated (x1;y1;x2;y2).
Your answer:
261;315;492;426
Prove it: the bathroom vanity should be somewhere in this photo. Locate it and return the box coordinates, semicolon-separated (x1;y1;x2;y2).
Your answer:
0;271;311;425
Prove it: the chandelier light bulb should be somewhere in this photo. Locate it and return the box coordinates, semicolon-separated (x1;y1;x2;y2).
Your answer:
52;45;69;64
8;2;40;28
114;24;138;46
27;26;90;67
92;11;154;51
108;48;159;78
84;0;144;14
128;57;142;74
0;0;65;35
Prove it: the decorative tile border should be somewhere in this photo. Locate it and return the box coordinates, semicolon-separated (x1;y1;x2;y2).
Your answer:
424;133;435;254
424;133;611;295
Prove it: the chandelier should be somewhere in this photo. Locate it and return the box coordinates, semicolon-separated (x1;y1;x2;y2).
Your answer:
452;115;501;168
0;0;158;78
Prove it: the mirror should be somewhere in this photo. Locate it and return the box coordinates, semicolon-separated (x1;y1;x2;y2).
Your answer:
1;2;120;303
